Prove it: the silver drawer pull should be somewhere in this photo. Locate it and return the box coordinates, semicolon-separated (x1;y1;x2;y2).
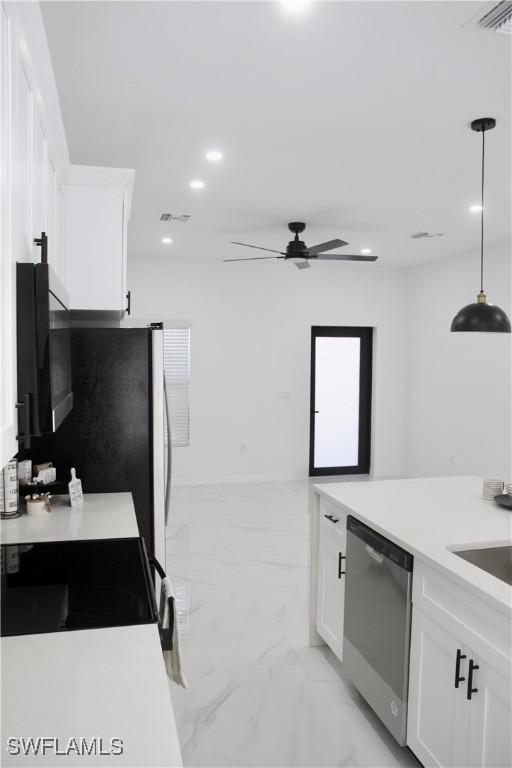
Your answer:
366;544;384;564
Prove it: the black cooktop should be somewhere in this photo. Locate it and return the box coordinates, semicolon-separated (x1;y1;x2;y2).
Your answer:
0;538;158;637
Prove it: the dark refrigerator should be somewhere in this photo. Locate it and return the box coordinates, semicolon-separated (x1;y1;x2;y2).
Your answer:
47;326;169;568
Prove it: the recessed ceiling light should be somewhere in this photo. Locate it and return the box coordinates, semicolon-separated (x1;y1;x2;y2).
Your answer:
281;1;312;15
361;248;372;255
161;237;173;245
190;179;205;190
206;150;223;162
469;204;483;212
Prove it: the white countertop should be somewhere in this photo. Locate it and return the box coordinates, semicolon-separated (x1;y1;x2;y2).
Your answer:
314;476;512;613
0;623;182;767
0;493;139;545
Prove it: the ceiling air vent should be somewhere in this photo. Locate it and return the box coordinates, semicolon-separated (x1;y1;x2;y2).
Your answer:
478;1;512;34
160;213;191;223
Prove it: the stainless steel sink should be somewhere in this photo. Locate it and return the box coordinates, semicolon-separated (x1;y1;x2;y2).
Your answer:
453;546;512;586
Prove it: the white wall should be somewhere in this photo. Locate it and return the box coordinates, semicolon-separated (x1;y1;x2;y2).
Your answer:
404;245;511;480
128;257;406;484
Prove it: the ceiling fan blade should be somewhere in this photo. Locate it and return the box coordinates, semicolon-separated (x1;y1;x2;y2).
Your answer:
315;254;378;262
294;260;311;270
230;241;286;255
306;238;348;255
223;256;285;262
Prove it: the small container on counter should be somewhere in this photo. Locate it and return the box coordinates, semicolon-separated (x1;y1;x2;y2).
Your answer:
25;493;52;517
0;459;21;519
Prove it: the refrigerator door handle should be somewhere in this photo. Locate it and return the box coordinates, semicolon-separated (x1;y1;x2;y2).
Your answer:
164;373;172;525
150;555;173;651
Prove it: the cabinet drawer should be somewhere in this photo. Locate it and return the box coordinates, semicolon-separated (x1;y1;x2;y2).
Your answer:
319;498;347;543
412;561;511;665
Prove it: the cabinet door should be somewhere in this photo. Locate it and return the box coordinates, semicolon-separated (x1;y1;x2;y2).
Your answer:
316;517;346;660
407;608;469;767
0;3;18;468
11;36;32;263
45;156;56;270
466;657;512;768
55;182;65;284
31;108;47;261
65;185;125;311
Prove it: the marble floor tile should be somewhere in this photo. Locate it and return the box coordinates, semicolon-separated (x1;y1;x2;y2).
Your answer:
166;481;421;768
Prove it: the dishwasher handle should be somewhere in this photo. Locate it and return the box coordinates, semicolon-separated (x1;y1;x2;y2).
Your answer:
347;515;413;572
366;545;384;564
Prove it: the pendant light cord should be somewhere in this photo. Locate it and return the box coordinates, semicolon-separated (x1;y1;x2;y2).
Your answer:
480;128;485;293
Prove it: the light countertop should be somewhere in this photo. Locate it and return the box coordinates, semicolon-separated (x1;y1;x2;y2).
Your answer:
313;475;512;614
1;623;182;766
1;491;183;766
0;492;138;545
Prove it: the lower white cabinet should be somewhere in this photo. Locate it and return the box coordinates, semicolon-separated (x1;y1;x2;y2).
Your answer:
407;609;470;767
316;510;346;661
466;657;512;768
408;607;512;768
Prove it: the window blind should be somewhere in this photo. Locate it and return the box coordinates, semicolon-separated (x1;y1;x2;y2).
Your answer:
163;328;190;448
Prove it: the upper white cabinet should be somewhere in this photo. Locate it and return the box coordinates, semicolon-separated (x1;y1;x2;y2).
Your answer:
0;1;70;469
65;165;134;314
7;2;68;278
0;2;135;468
0;2;17;469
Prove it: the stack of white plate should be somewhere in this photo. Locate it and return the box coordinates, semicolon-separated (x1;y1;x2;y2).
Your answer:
505;482;512;497
482;479;504;501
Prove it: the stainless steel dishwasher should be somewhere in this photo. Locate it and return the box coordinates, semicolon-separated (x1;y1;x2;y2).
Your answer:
343;515;413;746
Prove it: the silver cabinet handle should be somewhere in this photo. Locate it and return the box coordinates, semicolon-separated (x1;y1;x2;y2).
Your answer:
163;374;172;524
366;544;384;564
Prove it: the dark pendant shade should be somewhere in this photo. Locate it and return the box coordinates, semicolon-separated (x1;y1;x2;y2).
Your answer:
451;300;512;333
451;117;511;334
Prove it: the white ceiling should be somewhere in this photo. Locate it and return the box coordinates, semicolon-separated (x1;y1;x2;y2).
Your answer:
42;1;511;268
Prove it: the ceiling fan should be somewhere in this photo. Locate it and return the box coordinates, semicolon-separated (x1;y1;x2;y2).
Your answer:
224;222;378;270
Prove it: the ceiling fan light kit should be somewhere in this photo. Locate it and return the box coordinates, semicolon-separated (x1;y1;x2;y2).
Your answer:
451;117;511;334
225;222;378;269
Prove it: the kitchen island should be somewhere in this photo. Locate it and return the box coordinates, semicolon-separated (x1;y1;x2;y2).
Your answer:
309;476;512;768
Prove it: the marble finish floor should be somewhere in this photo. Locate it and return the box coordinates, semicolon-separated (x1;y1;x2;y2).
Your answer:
166;481;421;768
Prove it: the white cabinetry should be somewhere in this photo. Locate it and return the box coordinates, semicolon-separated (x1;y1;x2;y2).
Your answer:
0;1;69;469
65;165;134;314
407;562;512;768
12;37;32;264
408;609;470;767
466;656;512;768
0;3;17;468
8;3;67;277
315;500;347;661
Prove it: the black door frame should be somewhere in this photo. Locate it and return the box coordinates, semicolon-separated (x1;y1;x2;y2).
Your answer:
309;326;373;477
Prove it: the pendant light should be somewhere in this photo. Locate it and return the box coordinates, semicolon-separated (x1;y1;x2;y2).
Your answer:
451;117;511;333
